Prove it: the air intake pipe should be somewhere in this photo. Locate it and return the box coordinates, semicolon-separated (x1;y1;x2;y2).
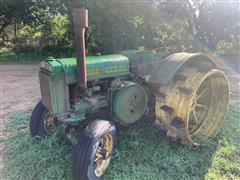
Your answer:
72;8;88;91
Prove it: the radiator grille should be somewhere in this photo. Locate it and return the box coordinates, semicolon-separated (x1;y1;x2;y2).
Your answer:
39;71;52;111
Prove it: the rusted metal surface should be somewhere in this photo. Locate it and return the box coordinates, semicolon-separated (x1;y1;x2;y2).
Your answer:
72;8;88;90
39;71;52;111
150;53;217;85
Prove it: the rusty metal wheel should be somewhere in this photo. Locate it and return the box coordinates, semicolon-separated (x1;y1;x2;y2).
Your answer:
155;67;230;145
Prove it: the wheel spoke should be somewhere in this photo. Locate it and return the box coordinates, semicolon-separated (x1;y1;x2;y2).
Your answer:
96;149;101;156
94;157;100;162
195;103;207;108
192;110;198;124
105;152;112;159
197;88;207;99
100;138;105;145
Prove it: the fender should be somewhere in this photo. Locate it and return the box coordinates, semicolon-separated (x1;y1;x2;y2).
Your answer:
150;53;217;84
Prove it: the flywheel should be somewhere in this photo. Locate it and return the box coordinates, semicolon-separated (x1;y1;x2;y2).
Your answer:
155;66;230;145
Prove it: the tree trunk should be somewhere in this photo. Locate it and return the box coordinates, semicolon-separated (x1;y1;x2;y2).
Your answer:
14;22;16;38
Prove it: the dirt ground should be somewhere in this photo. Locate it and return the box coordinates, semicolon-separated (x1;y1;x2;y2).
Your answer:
0;64;40;175
0;64;40;123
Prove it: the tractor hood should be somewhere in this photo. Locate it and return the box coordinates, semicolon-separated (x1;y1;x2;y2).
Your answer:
40;54;129;84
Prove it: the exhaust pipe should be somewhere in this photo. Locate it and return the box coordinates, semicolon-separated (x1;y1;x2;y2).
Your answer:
72;8;88;90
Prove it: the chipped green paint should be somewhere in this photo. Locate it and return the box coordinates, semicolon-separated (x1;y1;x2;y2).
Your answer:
41;54;129;84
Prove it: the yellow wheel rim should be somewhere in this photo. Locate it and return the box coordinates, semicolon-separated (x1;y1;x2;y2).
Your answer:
43;111;56;134
188;78;212;133
188;69;230;139
94;133;113;177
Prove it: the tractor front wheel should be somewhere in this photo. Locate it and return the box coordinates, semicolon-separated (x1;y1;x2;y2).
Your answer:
73;120;116;180
29;101;57;138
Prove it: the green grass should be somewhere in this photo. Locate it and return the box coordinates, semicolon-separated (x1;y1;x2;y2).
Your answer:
0;49;74;64
0;52;46;64
3;105;240;180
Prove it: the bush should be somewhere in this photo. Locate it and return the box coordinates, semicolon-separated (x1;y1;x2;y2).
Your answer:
13;45;36;53
217;40;240;58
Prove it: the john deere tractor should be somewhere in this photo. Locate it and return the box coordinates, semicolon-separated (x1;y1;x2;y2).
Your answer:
29;8;230;180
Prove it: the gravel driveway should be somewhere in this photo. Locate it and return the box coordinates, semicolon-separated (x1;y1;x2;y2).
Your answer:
0;64;40;123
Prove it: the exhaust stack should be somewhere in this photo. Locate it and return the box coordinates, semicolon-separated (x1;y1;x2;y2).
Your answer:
72;8;88;90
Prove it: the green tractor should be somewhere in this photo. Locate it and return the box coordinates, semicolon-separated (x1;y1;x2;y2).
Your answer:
29;8;230;180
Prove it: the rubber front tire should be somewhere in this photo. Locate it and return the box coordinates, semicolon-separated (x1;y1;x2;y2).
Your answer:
73;120;116;180
29;101;50;138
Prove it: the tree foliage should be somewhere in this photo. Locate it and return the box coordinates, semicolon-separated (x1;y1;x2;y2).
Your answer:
0;0;34;33
0;0;239;57
156;0;239;55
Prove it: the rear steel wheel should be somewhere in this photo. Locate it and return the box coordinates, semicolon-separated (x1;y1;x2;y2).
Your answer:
188;69;230;139
155;67;230;144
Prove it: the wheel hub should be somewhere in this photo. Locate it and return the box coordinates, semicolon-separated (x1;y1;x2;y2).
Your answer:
94;133;113;177
43;111;56;134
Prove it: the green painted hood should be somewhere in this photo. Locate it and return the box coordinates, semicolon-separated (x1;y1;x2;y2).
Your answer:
41;54;129;84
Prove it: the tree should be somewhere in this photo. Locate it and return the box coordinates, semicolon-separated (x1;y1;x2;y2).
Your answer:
155;0;240;51
0;0;36;36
